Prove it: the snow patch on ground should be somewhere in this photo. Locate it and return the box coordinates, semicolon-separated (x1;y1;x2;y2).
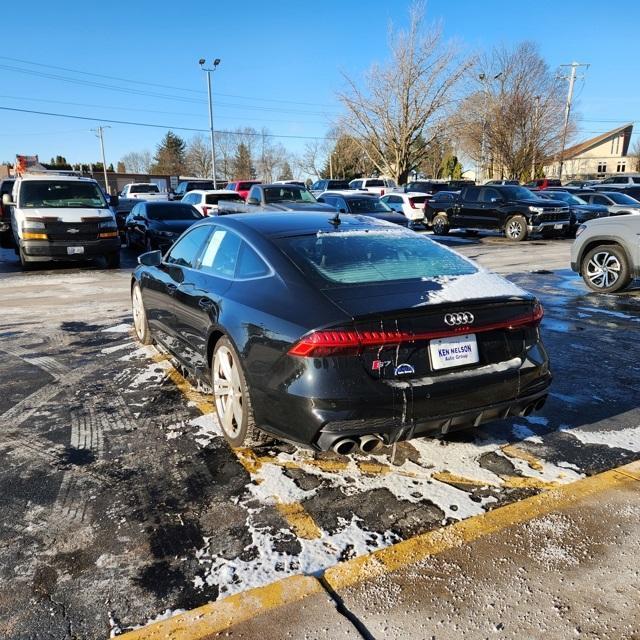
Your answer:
101;341;135;355
102;323;132;334
560;424;640;452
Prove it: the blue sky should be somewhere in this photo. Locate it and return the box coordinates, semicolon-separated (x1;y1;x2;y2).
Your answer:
2;0;639;171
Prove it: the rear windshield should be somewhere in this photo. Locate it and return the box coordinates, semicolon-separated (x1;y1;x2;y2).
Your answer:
347;197;391;213
188;181;215;191
20;180;107;209
205;193;243;204
146;204;203;220
328;180;350;189
278;230;477;286
408;195;428;203
238;181;259;190
264;187;317;203
365;179;384;187
130;184;159;194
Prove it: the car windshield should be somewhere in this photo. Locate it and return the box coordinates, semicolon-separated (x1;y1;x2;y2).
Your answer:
547;192;586;205
130;184;159;194
263;187;317;203
607;192;640;205
20;180;107;208
279;230;477;286
147;204;202;220
347;198;392;213
499;186;537;200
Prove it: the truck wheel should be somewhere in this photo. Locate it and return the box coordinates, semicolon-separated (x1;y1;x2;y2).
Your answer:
581;244;631;293
432;213;450;235
105;251;121;269
505;215;528;241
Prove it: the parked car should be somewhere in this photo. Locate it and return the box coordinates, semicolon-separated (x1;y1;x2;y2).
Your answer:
524;178;563;190
0;178;16;247
180;189;244;216
120;183;167;201
576;190;640;217
272;180;307;187
593;185;640;202
317;191;408;226
594;174;640;189
218;184;335;214
402;180;451;196
348;177;397;195
131;213;550;452
424;191;459;223
171;180;216;201
571;213;640;293
425;185;570;241
485;180;520;186
125;201;203;252
565;179;601;188
2;172;120;268
535;191;609;237
309;179;352;197
379;192;428;226
225;180;262;200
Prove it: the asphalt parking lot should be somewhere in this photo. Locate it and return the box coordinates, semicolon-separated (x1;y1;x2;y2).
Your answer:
1;233;639;639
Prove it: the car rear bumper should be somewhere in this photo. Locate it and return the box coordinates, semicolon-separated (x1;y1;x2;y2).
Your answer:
253;343;551;451
21;238;120;261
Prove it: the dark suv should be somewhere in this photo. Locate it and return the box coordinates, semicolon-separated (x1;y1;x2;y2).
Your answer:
170;180;217;200
425;185;571;241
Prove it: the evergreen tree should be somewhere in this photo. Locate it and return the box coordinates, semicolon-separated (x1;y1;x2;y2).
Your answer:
152;131;186;175
232;143;254;179
277;161;294;181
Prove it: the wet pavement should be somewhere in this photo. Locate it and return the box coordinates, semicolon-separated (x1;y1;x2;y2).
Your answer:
0;235;639;639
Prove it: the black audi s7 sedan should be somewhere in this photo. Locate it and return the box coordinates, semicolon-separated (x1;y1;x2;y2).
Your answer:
131;213;551;454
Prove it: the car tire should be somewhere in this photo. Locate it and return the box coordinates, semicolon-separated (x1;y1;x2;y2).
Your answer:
131;282;152;345
432;213;450;235
505;215;528;241
212;336;271;449
581;244;631;293
105;251;121;269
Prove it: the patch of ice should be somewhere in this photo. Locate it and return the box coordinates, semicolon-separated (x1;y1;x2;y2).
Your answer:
577;306;640;323
560;424;640;452
102;323;132;334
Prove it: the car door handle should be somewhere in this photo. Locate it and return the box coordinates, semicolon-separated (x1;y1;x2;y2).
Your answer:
198;298;213;310
166;284;177;295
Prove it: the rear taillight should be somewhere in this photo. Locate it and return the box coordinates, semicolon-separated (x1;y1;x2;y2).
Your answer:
201;206;211;216
288;303;544;357
409;200;417;208
380;189;385;196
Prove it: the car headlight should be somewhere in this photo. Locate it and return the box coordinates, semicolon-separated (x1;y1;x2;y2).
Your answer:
528;206;544;214
575;224;587;237
22;219;46;230
98;219;118;231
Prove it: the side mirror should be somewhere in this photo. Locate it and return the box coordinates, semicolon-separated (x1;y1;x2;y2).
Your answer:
246;197;259;205
138;250;162;267
2;193;13;206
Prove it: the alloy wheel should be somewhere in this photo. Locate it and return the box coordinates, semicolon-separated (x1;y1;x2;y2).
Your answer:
586;251;621;289
507;219;523;239
213;346;244;438
132;286;146;340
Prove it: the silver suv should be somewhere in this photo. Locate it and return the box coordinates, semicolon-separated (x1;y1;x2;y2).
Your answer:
571;214;640;292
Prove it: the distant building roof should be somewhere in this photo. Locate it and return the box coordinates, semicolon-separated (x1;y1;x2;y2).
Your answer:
561;123;633;160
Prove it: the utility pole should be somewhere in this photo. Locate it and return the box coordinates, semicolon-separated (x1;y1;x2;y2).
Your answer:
531;95;540;180
199;58;221;188
91;125;111;193
558;62;589;181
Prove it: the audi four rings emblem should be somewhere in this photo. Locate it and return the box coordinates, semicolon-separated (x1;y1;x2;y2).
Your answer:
444;312;475;326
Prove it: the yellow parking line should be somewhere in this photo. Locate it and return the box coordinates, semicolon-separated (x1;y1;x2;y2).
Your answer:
152;353;323;541
501;444;544;471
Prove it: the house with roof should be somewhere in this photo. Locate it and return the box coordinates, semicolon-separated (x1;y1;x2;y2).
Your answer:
544;123;635;179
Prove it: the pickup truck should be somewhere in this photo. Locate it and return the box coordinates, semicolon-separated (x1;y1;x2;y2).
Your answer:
218;183;336;214
425;184;571;241
114;183;168;236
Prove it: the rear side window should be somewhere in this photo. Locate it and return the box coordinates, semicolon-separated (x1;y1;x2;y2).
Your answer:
200;228;242;277
236;243;270;279
463;187;481;202
165;225;211;267
279;230;477;286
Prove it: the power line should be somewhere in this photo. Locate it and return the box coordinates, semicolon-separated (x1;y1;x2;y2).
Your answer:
0;105;337;141
0;56;340;110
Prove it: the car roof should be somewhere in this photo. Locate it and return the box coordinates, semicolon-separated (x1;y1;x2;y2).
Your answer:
207;212;393;238
320;189;375;197
18;174;97;183
188;189;236;195
144;200;193;208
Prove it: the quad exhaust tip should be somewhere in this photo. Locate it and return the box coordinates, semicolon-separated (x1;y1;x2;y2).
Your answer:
332;438;358;456
359;434;384;453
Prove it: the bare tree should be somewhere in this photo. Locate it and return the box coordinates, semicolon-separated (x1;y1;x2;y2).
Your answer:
185;135;211;178
297;139;329;178
336;3;473;184
120;150;153;174
631;139;640;172
215;131;236;180
453;42;569;181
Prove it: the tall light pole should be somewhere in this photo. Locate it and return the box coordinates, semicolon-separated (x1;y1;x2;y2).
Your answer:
199;58;221;188
558;62;589;181
91;125;111;193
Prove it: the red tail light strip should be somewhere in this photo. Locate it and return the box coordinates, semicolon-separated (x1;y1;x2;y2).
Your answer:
288;304;543;357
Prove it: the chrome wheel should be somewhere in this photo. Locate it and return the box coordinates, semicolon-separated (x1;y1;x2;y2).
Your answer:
132;285;146;340
507;219;523;239
586;251;621;289
213;346;244;438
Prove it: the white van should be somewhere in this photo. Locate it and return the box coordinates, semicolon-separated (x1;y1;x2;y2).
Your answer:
2;172;121;268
